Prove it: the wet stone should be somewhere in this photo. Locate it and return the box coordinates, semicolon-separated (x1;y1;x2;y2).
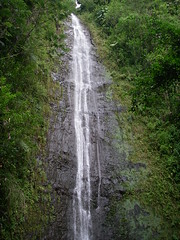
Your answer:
41;15;125;240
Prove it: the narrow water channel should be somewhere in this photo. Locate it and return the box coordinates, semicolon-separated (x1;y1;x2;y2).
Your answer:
65;14;117;240
72;14;93;240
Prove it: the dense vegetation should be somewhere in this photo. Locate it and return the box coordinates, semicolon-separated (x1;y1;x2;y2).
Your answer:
77;0;180;238
79;0;180;182
1;0;179;239
0;0;73;239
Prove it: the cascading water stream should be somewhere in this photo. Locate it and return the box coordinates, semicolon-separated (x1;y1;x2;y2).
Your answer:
96;116;102;211
72;14;92;240
42;5;126;240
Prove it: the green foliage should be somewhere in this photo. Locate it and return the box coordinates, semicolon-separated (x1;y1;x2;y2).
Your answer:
79;0;180;183
79;0;96;12
0;0;73;239
78;0;180;237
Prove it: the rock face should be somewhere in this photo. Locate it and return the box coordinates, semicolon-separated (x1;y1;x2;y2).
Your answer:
41;14;163;240
42;15;126;240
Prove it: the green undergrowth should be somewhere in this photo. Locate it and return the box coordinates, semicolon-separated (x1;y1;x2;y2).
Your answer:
78;11;180;239
0;0;74;239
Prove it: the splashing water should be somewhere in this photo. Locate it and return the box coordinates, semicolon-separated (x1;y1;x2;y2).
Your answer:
72;14;92;240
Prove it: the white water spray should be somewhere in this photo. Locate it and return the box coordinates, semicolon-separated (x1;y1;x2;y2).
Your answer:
75;0;81;9
72;14;92;240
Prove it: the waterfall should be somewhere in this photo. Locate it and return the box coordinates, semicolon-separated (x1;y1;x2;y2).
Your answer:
42;6;125;240
96;117;102;211
75;0;81;9
72;14;92;240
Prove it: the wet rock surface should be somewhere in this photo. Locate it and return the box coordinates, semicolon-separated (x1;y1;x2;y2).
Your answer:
41;16;159;240
41;16;127;240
